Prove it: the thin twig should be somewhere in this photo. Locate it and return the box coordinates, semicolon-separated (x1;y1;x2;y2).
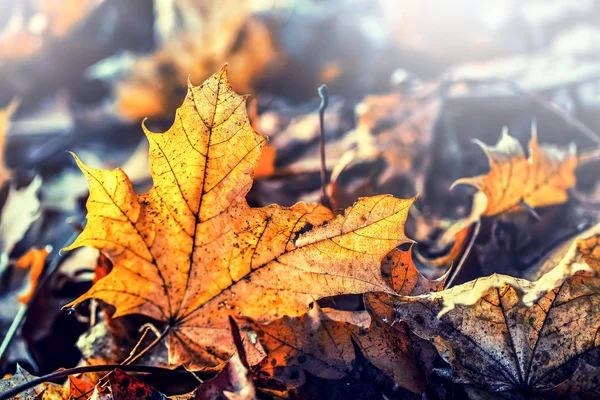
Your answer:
317;84;332;209
444;221;481;289
0;230;80;361
120;327;151;366
0;364;188;400
123;326;170;366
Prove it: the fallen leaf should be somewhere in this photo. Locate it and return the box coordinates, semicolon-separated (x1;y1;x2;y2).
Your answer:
0;364;68;399
329;93;440;209
438;128;578;264
381;245;448;295
194;316;256;400
367;229;600;397
249;305;426;394
112;1;281;120
69;375;95;400
249;246;446;393
65;65;413;369
452;128;577;222
15;246;51;304
106;369;166;400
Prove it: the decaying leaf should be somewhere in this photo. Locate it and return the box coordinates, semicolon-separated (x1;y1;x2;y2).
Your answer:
0;364;68;399
381;245;448;295
248;247;446;393
15;246;51;303
367;229;600;397
438;128;578;263
194;316;256;400
65;66;413;369
105;369;166;400
248;305;426;394
69;375;95;400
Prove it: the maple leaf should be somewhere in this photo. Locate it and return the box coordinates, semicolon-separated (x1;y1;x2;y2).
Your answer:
439;128;577;255
248;305;426;394
451;129;576;224
366;229;600;397
248;246;446;393
65;65;414;369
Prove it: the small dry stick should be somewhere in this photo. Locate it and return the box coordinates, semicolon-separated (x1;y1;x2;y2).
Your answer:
318;84;332;209
444;221;481;289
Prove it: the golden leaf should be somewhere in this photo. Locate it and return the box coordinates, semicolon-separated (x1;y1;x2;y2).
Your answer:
438;128;577;255
453;129;577;218
367;229;600;396
65;65;414;369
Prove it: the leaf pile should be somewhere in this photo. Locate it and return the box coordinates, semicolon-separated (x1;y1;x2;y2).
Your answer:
1;61;599;400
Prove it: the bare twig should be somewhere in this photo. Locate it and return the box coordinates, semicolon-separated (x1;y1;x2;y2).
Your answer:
444;221;481;289
317;84;332;209
123;326;169;366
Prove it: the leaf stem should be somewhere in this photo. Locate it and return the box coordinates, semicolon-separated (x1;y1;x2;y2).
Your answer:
318;84;332;209
0;364;187;400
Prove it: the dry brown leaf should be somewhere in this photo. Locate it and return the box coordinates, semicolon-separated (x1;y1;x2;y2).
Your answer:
381;245;448;295
15;247;50;304
0;365;69;399
65;65;414;369
248;305;426;394
366;229;600;397
248;246;445;393
86;369;167;400
68;375;95;400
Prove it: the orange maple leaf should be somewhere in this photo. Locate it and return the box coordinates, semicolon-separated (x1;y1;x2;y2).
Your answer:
65;65;414;369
